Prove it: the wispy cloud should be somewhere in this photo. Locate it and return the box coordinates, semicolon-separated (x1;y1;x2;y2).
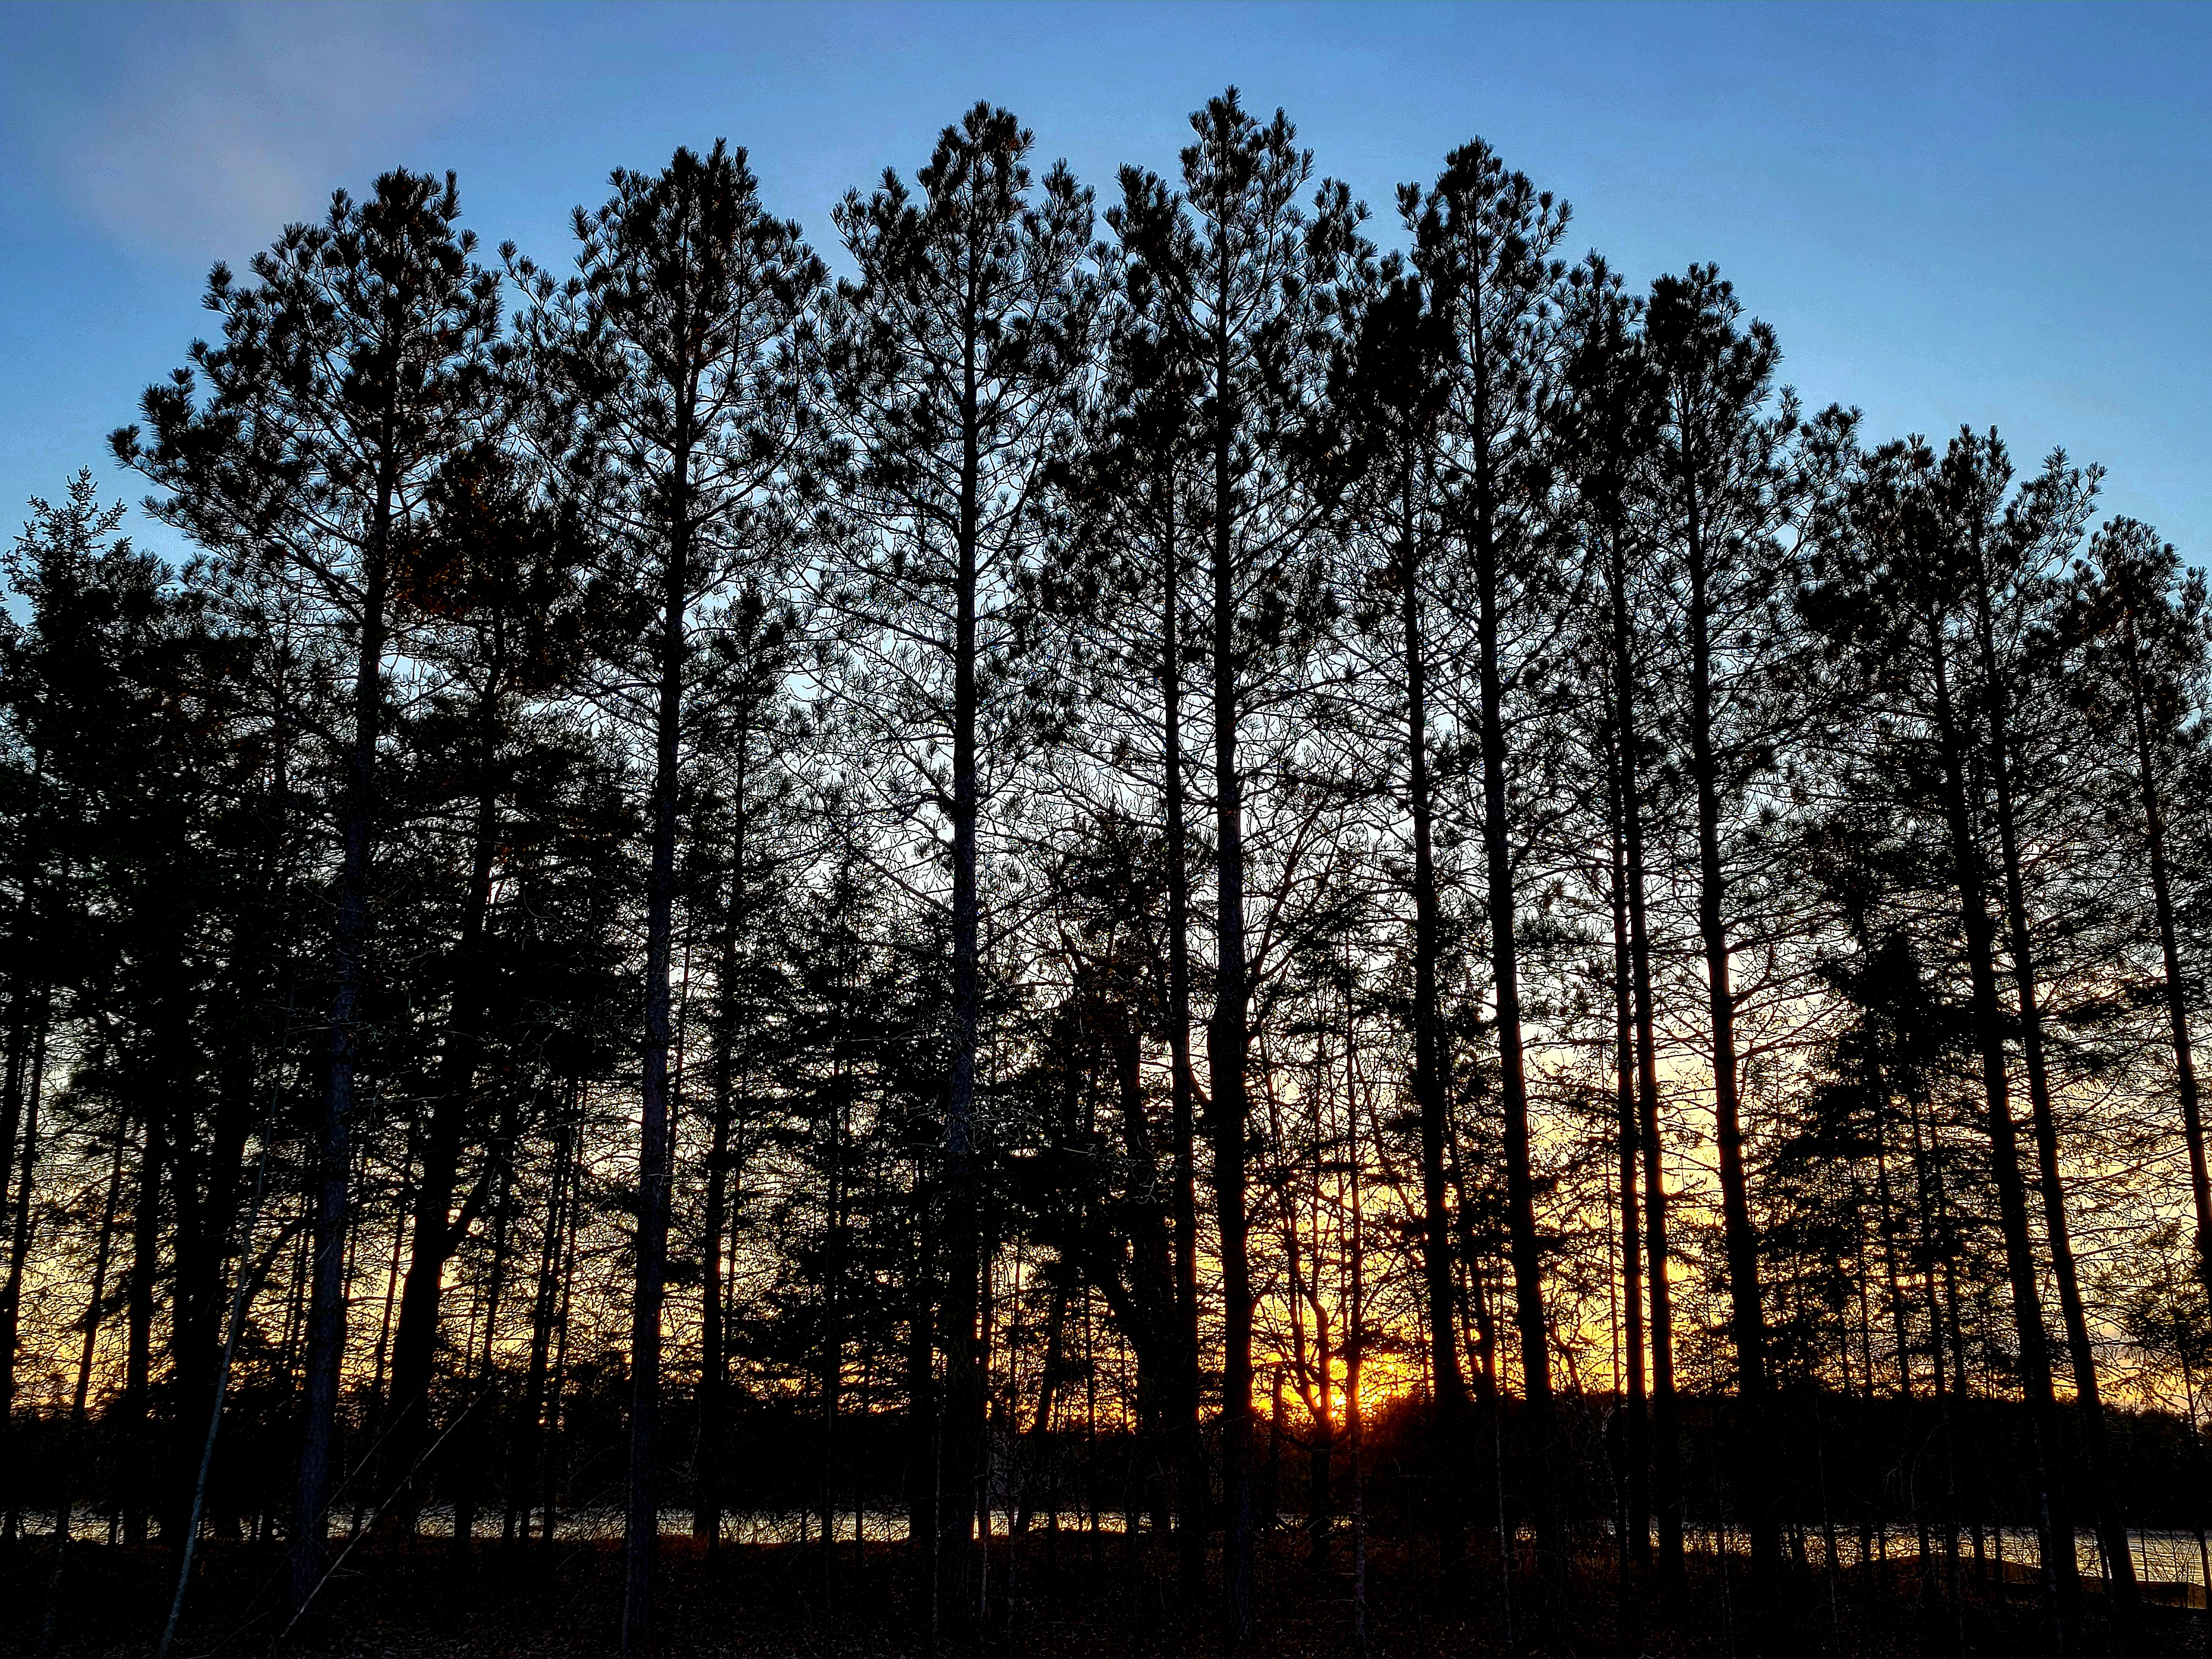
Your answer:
32;2;477;265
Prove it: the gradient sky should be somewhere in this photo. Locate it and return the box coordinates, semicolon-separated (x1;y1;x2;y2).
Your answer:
3;1;2207;564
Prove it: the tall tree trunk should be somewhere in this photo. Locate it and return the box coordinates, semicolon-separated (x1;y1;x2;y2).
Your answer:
0;749;46;1484
622;391;691;1657
348;1137;395;1541
291;455;394;1613
1874;1138;1913;1397
1681;478;1776;1589
1607;747;1650;1571
543;1130;583;1551
1019;1274;1071;1541
0;983;48;1522
2123;621;2212;1325
1209;312;1257;1645
695;741;748;1550
388;741;504;1533
690;871;743;1548
820;1023;846;1602
1470;459;1559;1616
906;1167;937;1594
123;1105;163;1544
1401;460;1467;1582
1971;558;2141;1636
168;1029;252;1547
1925;605;2077;1642
510;1109;573;1545
1114;995;1178;1537
1347;1097;1369;1659
1610;532;1683;1589
454;1152;512;1549
158;1114;283;1658
38;1112;126;1652
936;328;987;1639
1299;1247;1334;1577
157;993;207;1549
1908;1085;1969;1658
1156;467;1208;1601
693;1088;731;1541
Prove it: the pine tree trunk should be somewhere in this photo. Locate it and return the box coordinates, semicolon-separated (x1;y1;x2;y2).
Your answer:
1874;1140;1912;1397
347;1141;396;1542
388;752;503;1534
1970;560;2140;1634
1156;470;1208;1602
1209;313;1256;1645
0;983;48;1533
1681;481;1777;1591
1925;605;2076;1642
291;455;394;1613
454;1155;512;1550
695;744;748;1549
1113;998;1178;1568
623;390;690;1657
510;1109;572;1545
0;754;46;1491
1609;531;1683;1589
1607;751;1650;1571
1020;1278;1070;1539
1306;1385;1333;1575
935;328;988;1640
1401;461;1466;1582
2124;630;2212;1327
1908;1087;1968;1656
543;1137;582;1553
38;1115;126;1651
820;1036;844;1604
166;1041;252;1546
906;1176;936;1590
1471;454;1560;1618
1348;1102;1369;1659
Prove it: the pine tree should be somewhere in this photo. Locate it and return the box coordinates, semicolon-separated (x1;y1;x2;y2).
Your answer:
379;440;606;1536
0;474;196;1522
1336;257;1478;1577
1643;263;1847;1601
1804;435;2080;1639
1057;165;1213;1589
1111;89;1362;1639
826;101;1099;1639
1402;136;1571;1611
2058;520;2212;1327
687;584;806;1549
115;170;503;1610
1935;429;2138;1633
1554;256;1681;1581
512;138;824;1653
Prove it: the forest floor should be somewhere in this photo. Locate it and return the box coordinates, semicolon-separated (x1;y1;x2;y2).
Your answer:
2;1532;2204;1658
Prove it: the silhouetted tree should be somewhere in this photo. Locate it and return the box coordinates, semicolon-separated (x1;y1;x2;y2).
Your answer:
114;169;503;1612
826;100;1098;1639
512;138;824;1655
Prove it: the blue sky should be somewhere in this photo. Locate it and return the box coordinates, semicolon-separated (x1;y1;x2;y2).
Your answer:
3;1;2207;561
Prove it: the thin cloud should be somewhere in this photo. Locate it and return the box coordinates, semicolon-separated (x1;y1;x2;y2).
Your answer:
44;2;476;265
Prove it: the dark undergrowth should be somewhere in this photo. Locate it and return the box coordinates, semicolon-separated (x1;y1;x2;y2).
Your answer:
1;1532;2202;1658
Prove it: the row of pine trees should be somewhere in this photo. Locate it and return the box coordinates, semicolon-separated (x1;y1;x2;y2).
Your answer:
3;90;2210;1655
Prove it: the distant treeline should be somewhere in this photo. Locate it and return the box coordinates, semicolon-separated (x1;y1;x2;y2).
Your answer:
8;1381;2212;1551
